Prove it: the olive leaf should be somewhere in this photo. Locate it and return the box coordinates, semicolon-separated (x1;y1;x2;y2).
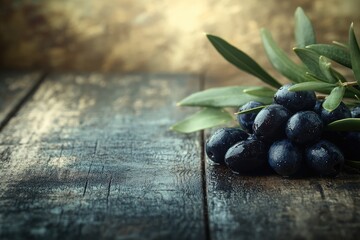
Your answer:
260;28;309;83
294;48;328;81
326;118;360;131
243;86;276;98
349;23;360;85
323;86;345;112
171;7;360;135
206;34;282;88
170;108;234;133
234;105;266;115
294;7;316;47
319;56;347;83
318;56;339;83
306;44;351;68
288;82;336;92
177;86;273;108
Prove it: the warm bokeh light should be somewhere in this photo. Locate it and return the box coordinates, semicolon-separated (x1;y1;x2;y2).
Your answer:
0;0;359;85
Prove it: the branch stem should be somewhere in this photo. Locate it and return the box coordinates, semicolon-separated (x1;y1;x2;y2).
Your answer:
341;81;359;87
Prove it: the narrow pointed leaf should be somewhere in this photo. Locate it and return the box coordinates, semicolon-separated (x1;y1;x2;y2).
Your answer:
206;34;282;88
294;48;328;81
235;105;266;115
243;86;276;98
317;87;359;99
332;69;347;83
294;7;316;47
261;28;308;83
349;23;360;85
288;82;336;92
306;44;351;68
305;72;327;82
177;86;273;107
318;56;340;83
170;108;233;133
326;118;360;131
302;72;351;96
323;86;345;112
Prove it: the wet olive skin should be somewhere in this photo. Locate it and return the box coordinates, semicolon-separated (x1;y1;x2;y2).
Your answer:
205;128;249;164
224;138;268;174
305;140;344;177
253;104;291;142
268;139;303;177
274;83;316;113
285;111;323;145
351;105;360;118
237;101;264;133
317;102;351;125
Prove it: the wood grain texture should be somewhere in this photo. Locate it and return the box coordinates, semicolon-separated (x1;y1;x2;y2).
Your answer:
206;161;360;240
0;73;205;240
0;71;42;128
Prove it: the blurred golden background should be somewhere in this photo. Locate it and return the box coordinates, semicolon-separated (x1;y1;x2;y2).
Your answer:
0;0;359;85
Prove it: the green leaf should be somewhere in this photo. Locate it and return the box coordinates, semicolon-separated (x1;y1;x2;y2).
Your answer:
177;86;273;108
293;48;328;81
170;108;233;133
349;23;360;85
306;44;351;68
234;105;266;115
323;86;345;112
305;72;326;82
288;82;336;91
318;56;337;83
260;28;308;83
294;7;316;47
243;86;276;98
332;69;347;83
300;72;354;98
318;56;342;83
326;118;360;131
206;34;282;88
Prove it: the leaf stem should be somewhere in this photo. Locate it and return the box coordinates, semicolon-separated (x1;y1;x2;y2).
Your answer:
341;81;358;87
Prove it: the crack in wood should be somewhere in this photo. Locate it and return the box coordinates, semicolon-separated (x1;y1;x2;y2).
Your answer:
201;130;211;240
106;174;113;209
93;140;98;156
83;162;93;197
59;144;64;159
199;73;211;240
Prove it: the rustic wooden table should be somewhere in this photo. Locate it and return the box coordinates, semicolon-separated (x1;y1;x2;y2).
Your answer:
0;71;359;240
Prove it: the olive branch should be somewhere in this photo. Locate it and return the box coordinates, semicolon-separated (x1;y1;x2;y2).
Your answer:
170;7;360;134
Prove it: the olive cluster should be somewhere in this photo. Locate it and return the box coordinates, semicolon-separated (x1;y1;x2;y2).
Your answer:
206;84;360;177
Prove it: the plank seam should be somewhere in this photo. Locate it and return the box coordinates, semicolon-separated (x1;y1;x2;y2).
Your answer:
200;73;211;240
0;72;48;132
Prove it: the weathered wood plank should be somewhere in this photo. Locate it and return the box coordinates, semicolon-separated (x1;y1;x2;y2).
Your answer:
0;73;206;240
206;162;360;240
0;71;42;129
